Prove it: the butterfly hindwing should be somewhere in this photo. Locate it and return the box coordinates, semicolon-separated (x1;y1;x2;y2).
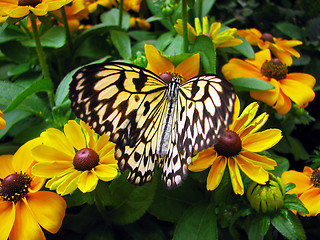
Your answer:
161;75;236;188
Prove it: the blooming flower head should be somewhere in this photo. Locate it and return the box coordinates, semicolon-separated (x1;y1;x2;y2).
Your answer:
0;138;66;240
282;166;320;216
222;49;316;114
0;0;72;18
85;0;116;13
129;17;151;31
237;28;302;66
174;16;242;48
189;98;281;195
0;110;5;130
145;44;200;83
31;120;118;196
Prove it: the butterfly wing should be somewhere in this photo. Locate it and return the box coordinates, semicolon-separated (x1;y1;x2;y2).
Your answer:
69;63;168;184
161;74;236;188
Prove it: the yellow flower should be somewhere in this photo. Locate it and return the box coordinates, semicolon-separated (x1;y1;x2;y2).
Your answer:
145;44;200;83
237;28;302;66
0;138;66;240
129;17;151;31
282;166;320;216
222;49;316;114
189;98;281;195
0;110;5;130
31;120;118;196
85;0;116;13
174;16;242;48
0;0;72;18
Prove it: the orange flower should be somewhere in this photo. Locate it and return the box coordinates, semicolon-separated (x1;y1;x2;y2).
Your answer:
237;28;302;66
0;110;5;130
222;49;316;114
0;138;66;240
130;17;151;31
282;166;320;216
145;44;200;83
0;0;72;18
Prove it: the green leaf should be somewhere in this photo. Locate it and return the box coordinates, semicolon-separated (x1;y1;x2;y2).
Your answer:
232;35;255;59
52;100;72;127
286;211;306;240
285;183;296;192
156;32;175;51
173;202;218;240
284;195;309;214
268;153;289;177
22;26;66;48
229;77;275;91
275;22;304;40
110;30;132;60
163;35;183;55
128;30;156;42
148;177;203;223
108;172;157;225
271;211;298;240
5;78;53;113
0;24;26;43
193;0;216;18
248;215;270;240
100;8;130;30
194;35;216;74
7;63;31;77
0;110;31;139
0;81;51;119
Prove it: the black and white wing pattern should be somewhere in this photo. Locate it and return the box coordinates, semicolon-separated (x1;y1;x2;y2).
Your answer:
69;62;236;189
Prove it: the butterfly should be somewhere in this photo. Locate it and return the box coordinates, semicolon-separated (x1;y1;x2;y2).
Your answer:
69;62;236;189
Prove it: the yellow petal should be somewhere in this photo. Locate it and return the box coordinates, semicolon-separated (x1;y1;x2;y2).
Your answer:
228;157;244;195
55;171;81;196
175;53;200;80
228;96;240;130
80;120;97;149
64;120;86;151
280;77;315;108
32;162;74;178
273;91;292;114
0;111;6;130
9;199;45;240
206;156;227;191
194;17;202;35
12;138;42;174
41;128;74;157
0;154;14;179
235;154;269;184
245;49;271;69
188;148;216;172
222;58;263;80
232;102;259;134
299;188;320;216
202;16;209;35
32;145;73;163
77;171;99;193
239;152;277;170
242;129;282;152
26;191;66;233
281;170;313;194
286;73;316;88
209;22;221;39
239;112;269;138
145;44;174;76
93;164;118;181
5;6;30;18
0;201;15;240
250;78;280;106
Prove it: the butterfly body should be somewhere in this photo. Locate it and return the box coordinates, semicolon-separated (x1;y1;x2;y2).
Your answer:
69;62;236;189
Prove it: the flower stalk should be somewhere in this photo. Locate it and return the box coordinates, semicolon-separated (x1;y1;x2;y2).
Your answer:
60;6;73;54
118;0;124;29
181;0;189;53
29;13;55;108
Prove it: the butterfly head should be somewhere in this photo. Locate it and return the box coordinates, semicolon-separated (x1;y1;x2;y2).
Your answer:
159;72;182;84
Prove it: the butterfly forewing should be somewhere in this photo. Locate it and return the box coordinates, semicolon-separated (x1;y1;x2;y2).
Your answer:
161;75;236;188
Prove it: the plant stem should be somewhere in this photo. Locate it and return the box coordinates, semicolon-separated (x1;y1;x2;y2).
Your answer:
60;6;73;54
181;0;188;53
198;0;203;19
29;13;55;108
118;0;124;29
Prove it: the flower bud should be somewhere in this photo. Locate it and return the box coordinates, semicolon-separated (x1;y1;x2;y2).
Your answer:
133;52;147;67
247;173;285;213
161;3;174;16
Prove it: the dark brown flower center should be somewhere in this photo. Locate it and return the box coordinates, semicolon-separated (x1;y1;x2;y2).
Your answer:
214;130;242;157
0;172;32;202
73;148;100;171
18;0;42;7
311;169;320;188
261;33;274;43
260;59;288;80
160;72;174;83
